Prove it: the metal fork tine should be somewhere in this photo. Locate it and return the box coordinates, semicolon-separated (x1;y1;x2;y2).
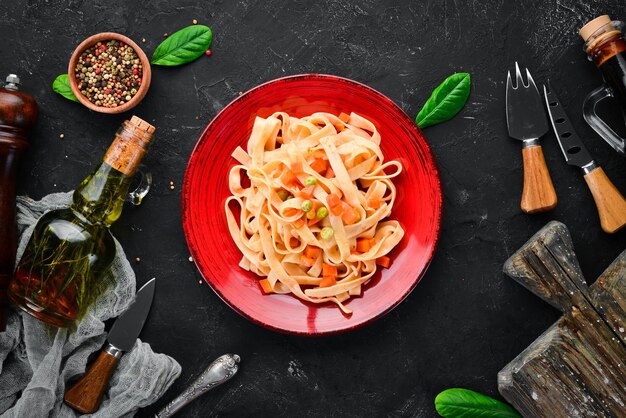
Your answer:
515;62;525;88
525;68;539;94
506;63;549;140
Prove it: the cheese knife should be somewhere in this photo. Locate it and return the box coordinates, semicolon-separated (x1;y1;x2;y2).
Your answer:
543;82;626;233
64;278;156;414
506;63;558;213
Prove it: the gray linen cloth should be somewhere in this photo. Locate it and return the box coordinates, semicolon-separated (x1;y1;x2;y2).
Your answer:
0;191;181;417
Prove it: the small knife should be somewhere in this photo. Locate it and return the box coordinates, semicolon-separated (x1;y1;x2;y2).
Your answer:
64;278;156;414
543;83;626;233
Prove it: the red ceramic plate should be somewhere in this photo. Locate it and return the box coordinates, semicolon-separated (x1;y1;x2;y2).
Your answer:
182;74;442;335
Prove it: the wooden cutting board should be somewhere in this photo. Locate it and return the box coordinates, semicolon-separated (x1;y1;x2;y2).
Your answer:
498;221;626;417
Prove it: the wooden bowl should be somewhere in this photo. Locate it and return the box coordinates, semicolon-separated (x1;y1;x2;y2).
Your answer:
68;32;152;114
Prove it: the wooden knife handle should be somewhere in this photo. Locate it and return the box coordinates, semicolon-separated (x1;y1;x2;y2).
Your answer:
584;167;626;234
64;349;119;414
520;145;558;214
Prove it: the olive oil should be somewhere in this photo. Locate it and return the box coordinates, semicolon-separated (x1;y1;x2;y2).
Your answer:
8;116;155;327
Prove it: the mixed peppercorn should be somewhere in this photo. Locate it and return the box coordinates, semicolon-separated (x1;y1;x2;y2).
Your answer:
74;40;143;108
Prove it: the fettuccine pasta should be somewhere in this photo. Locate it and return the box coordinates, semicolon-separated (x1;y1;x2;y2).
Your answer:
225;111;404;314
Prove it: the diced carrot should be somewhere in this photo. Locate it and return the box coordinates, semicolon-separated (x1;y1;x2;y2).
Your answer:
376;256;391;268
300;255;315;267
341;206;360;225
327;193;341;208
320;276;337;288
312;149;327;160
304;245;322;259
289;237;299;247
297;185;315;200
325;166;335;178
338;112;350;122
308;216;322;227
326;193;343;216
294;218;306;228
367;198;382;209
322;263;338;277
280;170;297;185
332;122;345;132
259;279;273;294
284;208;300;217
356;237;373;253
310;158;328;173
290;161;303;173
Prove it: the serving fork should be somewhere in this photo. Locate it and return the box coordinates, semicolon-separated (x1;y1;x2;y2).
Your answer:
506;63;557;213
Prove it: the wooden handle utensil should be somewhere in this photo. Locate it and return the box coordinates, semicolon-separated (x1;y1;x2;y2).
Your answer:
65;279;156;414
583;166;626;233
520;145;558;213
64;349;120;414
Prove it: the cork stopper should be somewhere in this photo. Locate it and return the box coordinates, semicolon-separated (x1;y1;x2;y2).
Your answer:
129;115;155;135
104;116;155;176
580;15;612;41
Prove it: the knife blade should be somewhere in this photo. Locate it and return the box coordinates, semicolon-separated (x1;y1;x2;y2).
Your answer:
543;82;626;233
64;278;156;414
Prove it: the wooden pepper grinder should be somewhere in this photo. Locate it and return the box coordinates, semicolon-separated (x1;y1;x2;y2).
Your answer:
0;74;38;331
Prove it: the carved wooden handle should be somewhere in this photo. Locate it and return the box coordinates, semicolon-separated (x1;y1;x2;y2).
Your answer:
520;145;557;214
64;349;119;414
584;167;626;234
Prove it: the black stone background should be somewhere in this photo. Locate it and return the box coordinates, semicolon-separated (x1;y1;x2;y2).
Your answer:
2;0;626;417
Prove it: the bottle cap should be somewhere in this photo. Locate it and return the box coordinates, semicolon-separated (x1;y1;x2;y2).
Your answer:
580;15;612;41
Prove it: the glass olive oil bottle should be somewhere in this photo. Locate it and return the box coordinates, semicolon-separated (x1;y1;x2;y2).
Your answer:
8;116;155;327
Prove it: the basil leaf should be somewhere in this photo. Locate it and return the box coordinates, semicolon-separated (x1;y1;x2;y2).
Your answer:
151;25;212;66
416;72;471;129
435;389;521;418
52;74;79;102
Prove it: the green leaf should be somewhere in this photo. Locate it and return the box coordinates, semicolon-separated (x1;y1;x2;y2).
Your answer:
52;74;79;102
416;72;471;129
151;25;213;66
435;388;521;418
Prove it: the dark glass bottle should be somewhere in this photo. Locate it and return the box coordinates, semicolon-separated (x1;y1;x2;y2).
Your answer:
580;15;626;155
8;116;155;327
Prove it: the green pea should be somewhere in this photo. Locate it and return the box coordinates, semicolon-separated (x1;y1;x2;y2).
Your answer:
306;210;316;220
316;206;329;219
301;200;312;212
321;227;334;240
286;195;294;200
278;190;289;201
304;176;317;186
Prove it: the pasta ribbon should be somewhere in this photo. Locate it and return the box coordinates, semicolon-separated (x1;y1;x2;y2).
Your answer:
224;112;404;314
